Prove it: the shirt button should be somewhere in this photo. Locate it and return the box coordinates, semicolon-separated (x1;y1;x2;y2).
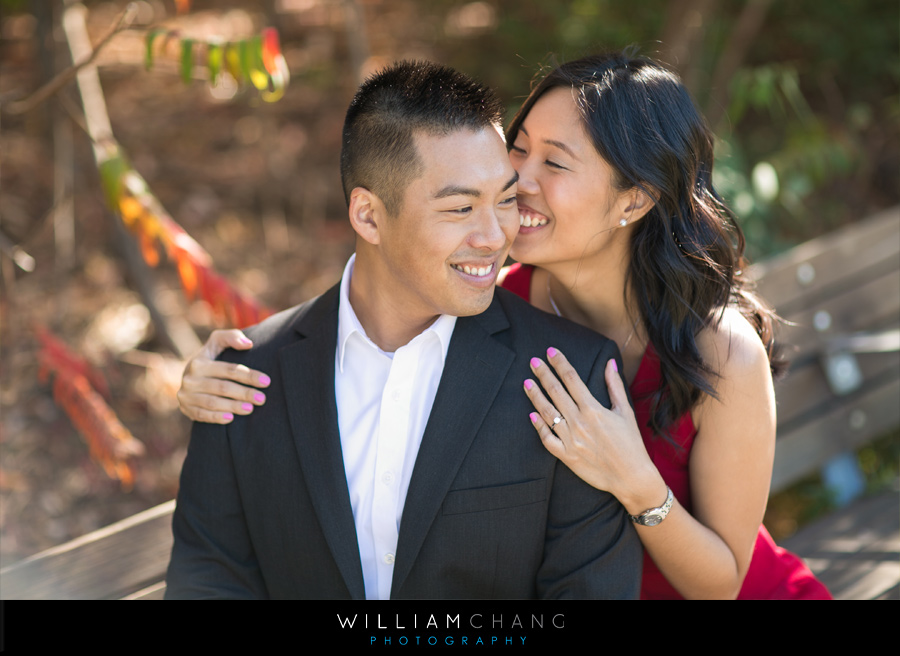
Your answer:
383;553;395;565
391;389;401;402
382;471;394;485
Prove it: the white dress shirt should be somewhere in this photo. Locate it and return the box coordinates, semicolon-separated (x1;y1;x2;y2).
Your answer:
334;255;456;600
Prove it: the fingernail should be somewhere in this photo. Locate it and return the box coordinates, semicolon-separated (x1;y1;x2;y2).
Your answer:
524;379;534;391
223;413;234;421
239;337;252;345
530;357;541;368
254;393;266;403
547;347;558;358
242;403;253;412
529;412;539;423
611;359;618;372
259;375;271;386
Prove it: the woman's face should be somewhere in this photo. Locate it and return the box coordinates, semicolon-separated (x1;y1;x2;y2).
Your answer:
508;87;630;268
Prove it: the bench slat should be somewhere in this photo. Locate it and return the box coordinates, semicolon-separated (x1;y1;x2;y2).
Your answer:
771;374;900;493
0;500;175;600
748;207;900;313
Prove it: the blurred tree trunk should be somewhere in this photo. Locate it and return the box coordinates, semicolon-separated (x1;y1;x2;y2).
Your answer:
705;0;774;130
62;2;201;359
657;0;718;95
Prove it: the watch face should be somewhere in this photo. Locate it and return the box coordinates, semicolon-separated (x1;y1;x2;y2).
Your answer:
643;513;663;526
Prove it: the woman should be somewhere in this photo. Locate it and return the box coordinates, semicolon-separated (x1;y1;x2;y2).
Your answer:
176;51;830;599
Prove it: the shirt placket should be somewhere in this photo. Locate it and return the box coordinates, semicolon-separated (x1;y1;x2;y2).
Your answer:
371;343;416;600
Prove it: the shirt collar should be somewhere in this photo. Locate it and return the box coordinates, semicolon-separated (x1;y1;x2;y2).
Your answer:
337;254;457;373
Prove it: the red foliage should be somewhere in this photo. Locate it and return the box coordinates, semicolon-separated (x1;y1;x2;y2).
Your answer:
109;161;273;329
36;326;145;491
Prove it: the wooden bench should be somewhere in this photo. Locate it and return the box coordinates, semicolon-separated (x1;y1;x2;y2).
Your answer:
2;206;897;599
747;205;900;494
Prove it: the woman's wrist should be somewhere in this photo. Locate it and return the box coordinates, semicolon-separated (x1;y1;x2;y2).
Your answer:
619;469;669;518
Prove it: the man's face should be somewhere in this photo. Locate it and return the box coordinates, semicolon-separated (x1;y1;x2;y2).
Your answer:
375;126;519;322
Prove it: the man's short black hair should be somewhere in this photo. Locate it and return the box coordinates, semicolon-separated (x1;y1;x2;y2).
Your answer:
340;60;506;216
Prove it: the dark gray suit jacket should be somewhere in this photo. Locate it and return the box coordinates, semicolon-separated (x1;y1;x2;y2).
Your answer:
165;284;641;599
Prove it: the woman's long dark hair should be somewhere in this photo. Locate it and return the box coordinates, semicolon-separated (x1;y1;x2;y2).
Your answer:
506;50;785;436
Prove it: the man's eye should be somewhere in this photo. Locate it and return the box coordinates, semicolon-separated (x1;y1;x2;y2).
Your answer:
499;196;517;207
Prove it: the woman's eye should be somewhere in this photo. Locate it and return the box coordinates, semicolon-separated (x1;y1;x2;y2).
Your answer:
510;145;526;155
546;160;566;170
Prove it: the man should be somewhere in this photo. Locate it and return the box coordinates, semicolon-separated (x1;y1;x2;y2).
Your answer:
165;61;640;599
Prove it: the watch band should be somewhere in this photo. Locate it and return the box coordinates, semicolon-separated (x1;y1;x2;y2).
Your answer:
629;486;674;527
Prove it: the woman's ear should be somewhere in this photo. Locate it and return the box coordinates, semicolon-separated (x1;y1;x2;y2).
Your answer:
619;186;656;225
348;187;383;245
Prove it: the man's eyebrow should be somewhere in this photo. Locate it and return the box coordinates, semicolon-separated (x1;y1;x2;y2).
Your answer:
501;172;519;192
433;185;480;200
433;172;519;199
518;126;579;161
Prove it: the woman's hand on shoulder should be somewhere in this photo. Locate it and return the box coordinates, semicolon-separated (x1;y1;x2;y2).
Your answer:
523;347;664;508
177;329;271;424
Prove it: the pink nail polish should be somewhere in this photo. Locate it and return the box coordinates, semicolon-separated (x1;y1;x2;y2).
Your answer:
259;375;271;386
223;413;234;421
530;357;541;368
611;359;618;373
547;347;558;358
254;393;266;403
242;403;253;412
530;412;539;423
239;337;252;346
524;380;534;391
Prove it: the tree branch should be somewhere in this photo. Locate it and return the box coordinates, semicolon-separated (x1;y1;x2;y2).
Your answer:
1;2;139;116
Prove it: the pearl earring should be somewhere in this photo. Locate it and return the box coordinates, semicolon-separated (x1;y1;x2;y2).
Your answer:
619;218;627;227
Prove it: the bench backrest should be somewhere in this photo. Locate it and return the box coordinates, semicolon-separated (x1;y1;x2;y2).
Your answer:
748;206;900;493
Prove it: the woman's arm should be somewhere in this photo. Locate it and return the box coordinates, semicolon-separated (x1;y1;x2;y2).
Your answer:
178;329;271;424
524;309;776;599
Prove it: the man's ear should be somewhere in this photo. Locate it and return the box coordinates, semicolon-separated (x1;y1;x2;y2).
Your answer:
348;187;384;245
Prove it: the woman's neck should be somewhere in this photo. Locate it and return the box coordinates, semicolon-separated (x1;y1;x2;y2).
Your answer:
539;255;646;379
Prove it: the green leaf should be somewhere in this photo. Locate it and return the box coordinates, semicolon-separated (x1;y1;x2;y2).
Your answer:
208;42;223;82
180;38;194;84
98;152;129;211
248;35;268;90
238;39;253;83
225;43;242;81
145;28;163;71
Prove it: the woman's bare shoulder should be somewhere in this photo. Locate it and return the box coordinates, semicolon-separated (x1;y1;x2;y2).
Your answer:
697;307;769;380
692;307;774;429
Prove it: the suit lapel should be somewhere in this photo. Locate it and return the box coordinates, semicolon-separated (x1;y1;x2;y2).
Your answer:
391;297;514;595
279;285;366;600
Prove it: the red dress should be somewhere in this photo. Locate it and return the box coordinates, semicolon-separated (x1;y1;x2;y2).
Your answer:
501;263;831;600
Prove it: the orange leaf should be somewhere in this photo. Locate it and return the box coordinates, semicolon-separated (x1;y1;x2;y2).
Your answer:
175;250;199;299
118;195;145;228
139;232;160;267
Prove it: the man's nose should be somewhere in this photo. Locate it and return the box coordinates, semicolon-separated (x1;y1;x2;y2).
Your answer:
470;208;512;251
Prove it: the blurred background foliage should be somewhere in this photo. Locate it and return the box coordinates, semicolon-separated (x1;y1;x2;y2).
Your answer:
418;0;899;261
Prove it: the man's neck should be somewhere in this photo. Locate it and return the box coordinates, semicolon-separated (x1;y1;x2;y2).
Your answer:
348;255;441;353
